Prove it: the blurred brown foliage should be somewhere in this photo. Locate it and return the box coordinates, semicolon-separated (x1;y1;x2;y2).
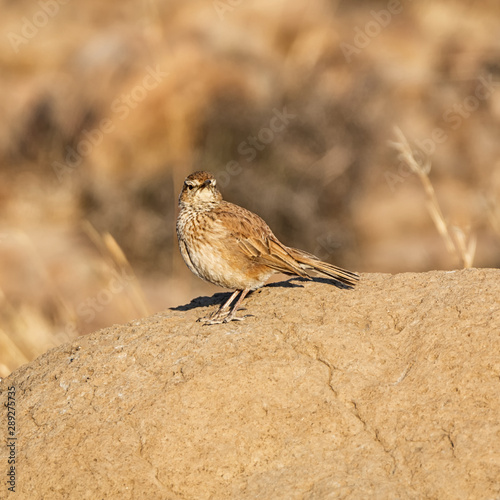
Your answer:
1;0;499;375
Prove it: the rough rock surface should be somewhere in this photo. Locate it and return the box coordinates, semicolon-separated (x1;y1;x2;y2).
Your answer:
1;269;500;499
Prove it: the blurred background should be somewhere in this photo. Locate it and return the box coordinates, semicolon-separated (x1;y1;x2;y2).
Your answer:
1;0;499;376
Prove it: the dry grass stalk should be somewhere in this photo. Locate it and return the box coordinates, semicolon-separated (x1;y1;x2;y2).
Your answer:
390;127;476;268
0;225;151;377
82;221;150;318
451;226;477;269
0;232;77;377
103;232;150;318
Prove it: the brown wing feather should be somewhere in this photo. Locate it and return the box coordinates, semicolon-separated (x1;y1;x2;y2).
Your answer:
286;246;359;286
214;201;358;286
256;237;311;278
232;219;310;278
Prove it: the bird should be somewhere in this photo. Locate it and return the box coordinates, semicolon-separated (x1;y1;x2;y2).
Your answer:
176;171;359;324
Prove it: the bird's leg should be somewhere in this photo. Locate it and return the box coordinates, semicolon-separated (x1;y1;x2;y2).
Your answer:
222;288;252;323
203;289;252;325
200;290;240;323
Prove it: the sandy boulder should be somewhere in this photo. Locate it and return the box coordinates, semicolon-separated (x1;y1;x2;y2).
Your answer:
1;269;500;499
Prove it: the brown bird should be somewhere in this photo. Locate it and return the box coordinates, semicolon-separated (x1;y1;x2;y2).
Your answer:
176;171;358;324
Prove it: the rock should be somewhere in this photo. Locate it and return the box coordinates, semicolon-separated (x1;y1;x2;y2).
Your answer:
1;269;500;499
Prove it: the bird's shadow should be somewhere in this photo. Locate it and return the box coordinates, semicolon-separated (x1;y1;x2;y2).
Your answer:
170;276;352;313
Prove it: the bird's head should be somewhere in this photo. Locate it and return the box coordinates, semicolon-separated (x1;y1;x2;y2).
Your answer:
179;171;223;207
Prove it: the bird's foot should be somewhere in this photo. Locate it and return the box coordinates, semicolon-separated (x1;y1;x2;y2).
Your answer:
200;308;252;325
197;307;232;324
198;289;253;325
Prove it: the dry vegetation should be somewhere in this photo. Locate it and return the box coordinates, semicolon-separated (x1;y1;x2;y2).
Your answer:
1;0;499;376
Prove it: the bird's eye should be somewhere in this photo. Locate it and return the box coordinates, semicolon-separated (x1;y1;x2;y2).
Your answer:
187;185;194;190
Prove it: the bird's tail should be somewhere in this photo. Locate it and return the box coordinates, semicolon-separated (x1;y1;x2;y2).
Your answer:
286;246;359;287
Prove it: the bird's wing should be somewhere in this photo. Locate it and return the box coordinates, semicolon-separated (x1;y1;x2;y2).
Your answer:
215;201;310;278
286;246;359;286
239;235;311;278
214;201;358;286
